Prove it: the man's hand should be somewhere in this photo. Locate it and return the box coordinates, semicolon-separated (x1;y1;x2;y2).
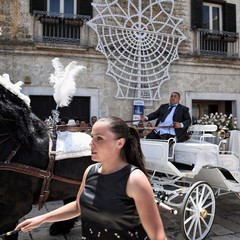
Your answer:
140;116;146;123
173;122;181;128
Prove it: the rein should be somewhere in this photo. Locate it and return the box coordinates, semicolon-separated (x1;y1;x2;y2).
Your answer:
0;133;20;162
0;118;15;122
0;162;81;185
133;126;174;130
0;133;11;144
0;127;81;210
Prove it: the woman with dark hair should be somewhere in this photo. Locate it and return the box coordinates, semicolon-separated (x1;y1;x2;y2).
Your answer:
16;117;167;240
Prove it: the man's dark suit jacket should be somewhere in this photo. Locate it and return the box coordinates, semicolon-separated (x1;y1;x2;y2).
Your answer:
146;103;191;142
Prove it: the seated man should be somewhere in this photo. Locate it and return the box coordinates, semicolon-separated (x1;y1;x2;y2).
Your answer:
142;92;191;142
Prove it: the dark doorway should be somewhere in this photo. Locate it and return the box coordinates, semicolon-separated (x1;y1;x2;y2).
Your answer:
208;104;218;114
30;95;90;124
225;101;232;116
192;100;233;121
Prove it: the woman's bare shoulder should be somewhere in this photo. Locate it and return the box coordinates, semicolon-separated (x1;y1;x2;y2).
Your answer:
127;169;151;197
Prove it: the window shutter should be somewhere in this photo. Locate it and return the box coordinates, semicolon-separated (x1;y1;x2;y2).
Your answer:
30;0;47;14
77;0;92;17
191;0;203;29
223;3;236;33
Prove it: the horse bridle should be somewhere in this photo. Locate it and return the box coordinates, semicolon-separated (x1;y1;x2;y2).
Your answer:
0;133;21;163
0;123;82;209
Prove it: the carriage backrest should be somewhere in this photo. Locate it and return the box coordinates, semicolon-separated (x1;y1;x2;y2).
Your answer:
187;124;217;143
141;139;169;165
188;125;218;132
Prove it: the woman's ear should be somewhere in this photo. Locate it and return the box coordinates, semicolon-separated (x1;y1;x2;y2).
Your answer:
117;138;125;149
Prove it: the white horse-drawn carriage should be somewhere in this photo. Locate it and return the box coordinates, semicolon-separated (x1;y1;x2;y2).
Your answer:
140;125;240;240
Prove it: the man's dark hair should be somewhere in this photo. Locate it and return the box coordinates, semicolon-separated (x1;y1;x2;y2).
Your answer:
173;91;180;98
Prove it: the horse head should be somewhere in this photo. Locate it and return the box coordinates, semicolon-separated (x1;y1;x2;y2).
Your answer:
0;75;93;237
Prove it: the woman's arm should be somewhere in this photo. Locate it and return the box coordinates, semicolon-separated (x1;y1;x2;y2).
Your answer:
127;169;167;240
16;201;80;232
16;164;93;232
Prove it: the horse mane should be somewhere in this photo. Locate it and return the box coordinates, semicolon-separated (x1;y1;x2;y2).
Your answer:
0;84;49;149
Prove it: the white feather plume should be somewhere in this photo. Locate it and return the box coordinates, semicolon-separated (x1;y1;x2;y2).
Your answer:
49;58;86;109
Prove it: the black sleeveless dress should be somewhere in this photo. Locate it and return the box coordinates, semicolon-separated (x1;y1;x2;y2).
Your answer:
80;163;149;240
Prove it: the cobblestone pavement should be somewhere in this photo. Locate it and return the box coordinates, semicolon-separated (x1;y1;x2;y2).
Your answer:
18;193;240;240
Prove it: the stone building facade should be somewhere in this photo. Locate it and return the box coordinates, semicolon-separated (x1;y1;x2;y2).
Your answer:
0;0;239;126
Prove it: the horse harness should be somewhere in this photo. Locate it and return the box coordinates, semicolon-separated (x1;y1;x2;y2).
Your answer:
0;125;82;210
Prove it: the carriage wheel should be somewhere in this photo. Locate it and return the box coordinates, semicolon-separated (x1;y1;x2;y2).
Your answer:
180;181;215;240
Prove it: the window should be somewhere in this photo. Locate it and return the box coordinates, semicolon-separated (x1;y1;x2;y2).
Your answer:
191;0;238;57
30;0;92;45
30;0;93;16
203;3;222;31
191;0;236;32
48;0;77;14
202;3;226;54
64;0;75;14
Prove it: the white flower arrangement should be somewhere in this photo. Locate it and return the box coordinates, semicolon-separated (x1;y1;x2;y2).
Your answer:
197;112;238;130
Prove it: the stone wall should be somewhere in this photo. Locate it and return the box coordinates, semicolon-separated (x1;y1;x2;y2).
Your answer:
0;0;240;124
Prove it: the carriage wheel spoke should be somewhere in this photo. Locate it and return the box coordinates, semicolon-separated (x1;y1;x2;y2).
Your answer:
186;214;197;236
197;217;203;238
181;182;216;240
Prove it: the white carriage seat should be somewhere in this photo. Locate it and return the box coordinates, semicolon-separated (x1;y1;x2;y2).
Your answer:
140;139;194;176
174;142;219;168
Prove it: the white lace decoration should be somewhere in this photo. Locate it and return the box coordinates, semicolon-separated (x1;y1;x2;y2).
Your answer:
88;0;185;100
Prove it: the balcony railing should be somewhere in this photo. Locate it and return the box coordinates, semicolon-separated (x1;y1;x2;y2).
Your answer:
193;28;239;58
33;11;91;46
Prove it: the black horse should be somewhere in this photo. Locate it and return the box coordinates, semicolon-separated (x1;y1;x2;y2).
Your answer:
0;83;94;239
